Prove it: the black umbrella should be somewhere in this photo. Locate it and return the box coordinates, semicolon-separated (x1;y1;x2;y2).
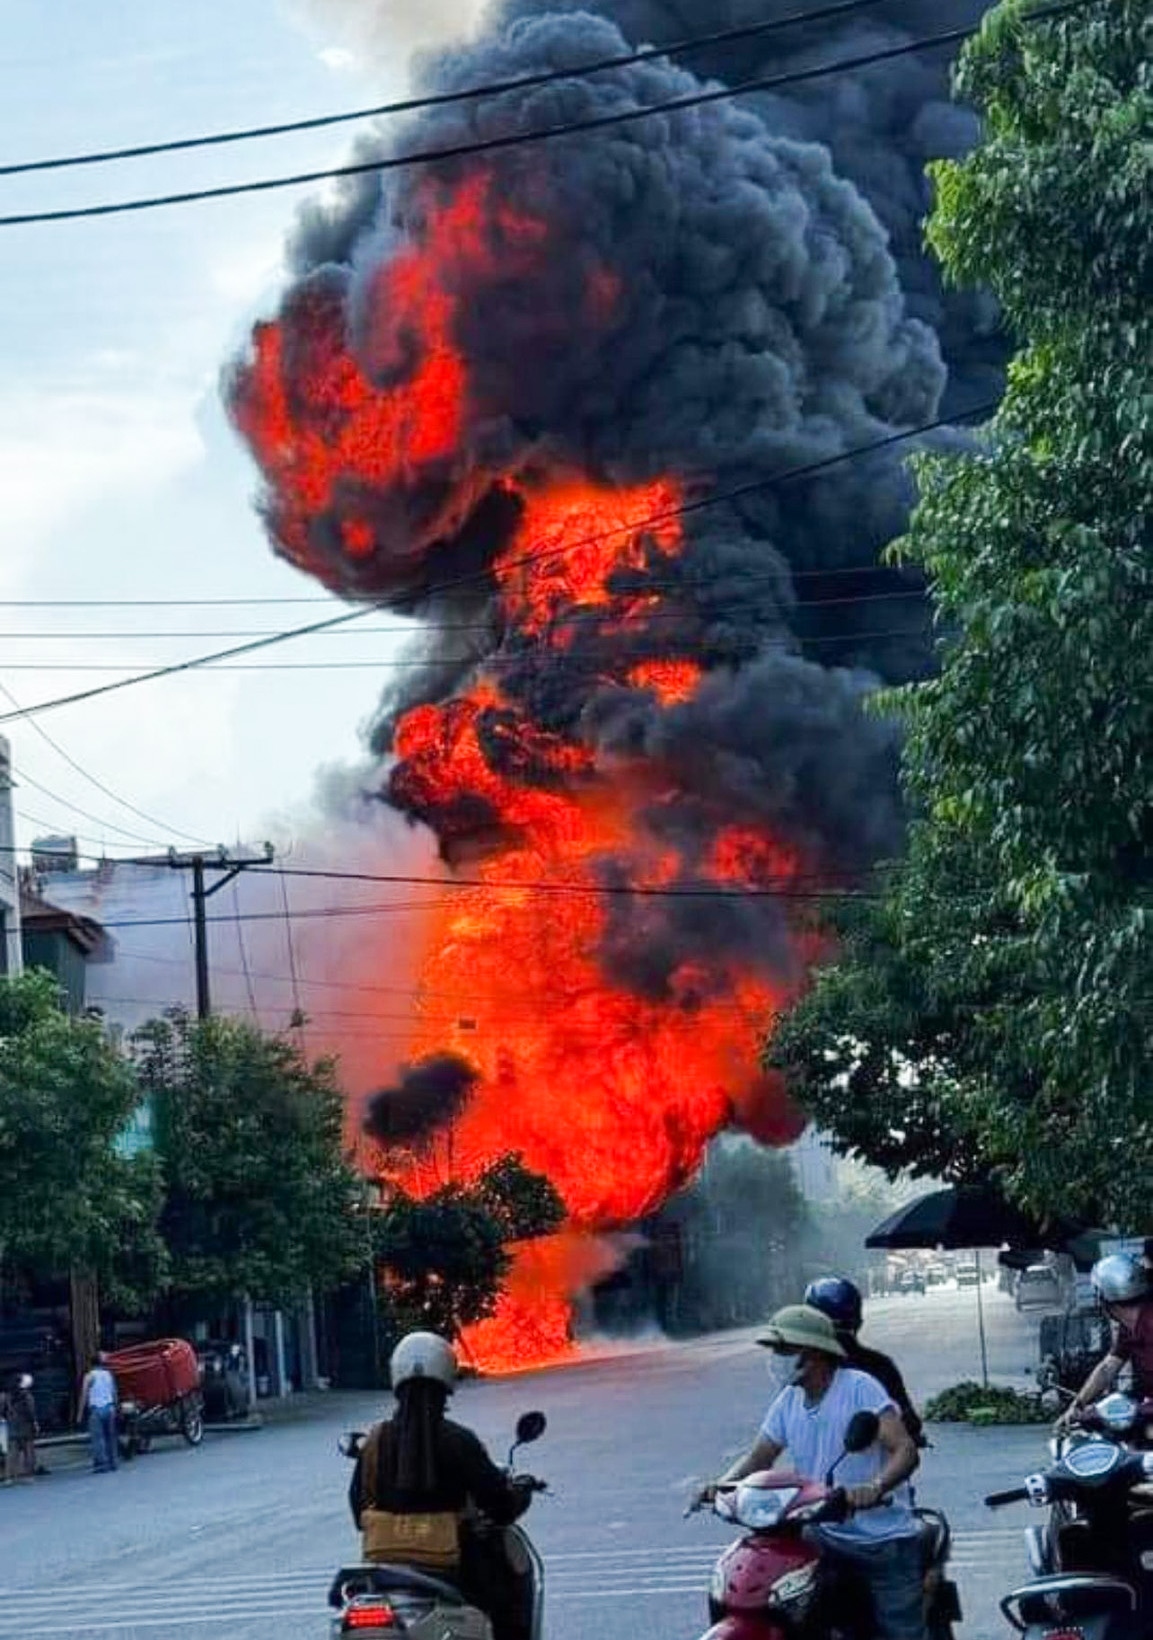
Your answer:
865;1185;1066;1251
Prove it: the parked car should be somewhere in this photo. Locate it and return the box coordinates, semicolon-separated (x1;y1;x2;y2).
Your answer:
955;1262;981;1288
1015;1263;1062;1311
926;1262;948;1287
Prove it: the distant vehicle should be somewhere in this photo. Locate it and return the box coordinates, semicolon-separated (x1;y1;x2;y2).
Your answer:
926;1263;948;1287
898;1269;925;1295
955;1262;981;1288
1015;1264;1062;1311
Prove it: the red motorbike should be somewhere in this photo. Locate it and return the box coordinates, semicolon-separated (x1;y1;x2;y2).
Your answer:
690;1412;960;1639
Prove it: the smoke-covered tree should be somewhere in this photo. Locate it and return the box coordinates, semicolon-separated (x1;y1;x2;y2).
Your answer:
374;1185;510;1341
137;1012;364;1313
770;0;1152;1225
471;1153;566;1242
0;970;163;1307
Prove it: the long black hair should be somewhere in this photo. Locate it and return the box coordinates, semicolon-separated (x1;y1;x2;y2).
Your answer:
387;1377;450;1496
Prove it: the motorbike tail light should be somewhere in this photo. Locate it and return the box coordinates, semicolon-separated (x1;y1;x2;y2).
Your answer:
1041;1631;1083;1640
341;1601;398;1630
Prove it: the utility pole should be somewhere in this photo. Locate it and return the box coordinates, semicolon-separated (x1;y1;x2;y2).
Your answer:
166;844;275;1019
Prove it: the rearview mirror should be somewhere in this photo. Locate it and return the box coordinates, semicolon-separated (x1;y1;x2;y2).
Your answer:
844;1411;880;1453
515;1410;547;1446
338;1431;365;1459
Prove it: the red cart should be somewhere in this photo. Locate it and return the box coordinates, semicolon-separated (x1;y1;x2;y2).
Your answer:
106;1338;204;1456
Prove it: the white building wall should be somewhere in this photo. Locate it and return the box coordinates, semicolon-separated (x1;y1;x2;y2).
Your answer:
0;736;23;977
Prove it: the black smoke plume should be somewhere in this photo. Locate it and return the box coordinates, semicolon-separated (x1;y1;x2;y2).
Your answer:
364;1053;479;1147
228;3;986;1010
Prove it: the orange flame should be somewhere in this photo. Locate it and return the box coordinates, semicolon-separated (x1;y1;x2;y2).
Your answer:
235;170;809;1374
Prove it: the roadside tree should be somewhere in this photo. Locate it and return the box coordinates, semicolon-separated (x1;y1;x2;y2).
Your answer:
0;970;162;1307
769;0;1152;1224
137;1012;363;1316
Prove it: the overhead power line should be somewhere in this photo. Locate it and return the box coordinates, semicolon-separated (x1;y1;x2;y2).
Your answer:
0;631;941;673
0;592;928;639
0;676;212;847
0;402;990;726
0;563;937;606
0;7;1084;229
0;0;905;179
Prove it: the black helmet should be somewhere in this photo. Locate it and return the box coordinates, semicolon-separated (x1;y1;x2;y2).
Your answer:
804;1276;864;1334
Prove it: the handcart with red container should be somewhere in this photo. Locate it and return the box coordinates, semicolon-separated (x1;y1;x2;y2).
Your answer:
106;1338;204;1457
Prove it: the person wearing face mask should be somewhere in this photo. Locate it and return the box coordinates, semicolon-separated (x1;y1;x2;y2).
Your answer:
695;1304;924;1640
1056;1252;1153;1432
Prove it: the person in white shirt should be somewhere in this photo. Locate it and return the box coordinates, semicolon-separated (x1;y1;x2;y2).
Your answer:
77;1352;119;1474
696;1304;924;1640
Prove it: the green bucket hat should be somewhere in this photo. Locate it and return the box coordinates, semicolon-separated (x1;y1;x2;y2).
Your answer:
756;1303;846;1358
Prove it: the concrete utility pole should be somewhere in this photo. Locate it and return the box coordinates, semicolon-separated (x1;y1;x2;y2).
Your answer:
166;844;275;1019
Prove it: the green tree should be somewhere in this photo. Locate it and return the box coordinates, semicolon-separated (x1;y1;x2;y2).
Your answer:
375;1186;510;1340
471;1153;566;1243
770;0;1152;1225
0;970;162;1304
137;1012;363;1314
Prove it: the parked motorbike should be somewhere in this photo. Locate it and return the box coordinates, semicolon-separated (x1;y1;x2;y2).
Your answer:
328;1409;548;1638
985;1396;1153;1638
690;1410;961;1639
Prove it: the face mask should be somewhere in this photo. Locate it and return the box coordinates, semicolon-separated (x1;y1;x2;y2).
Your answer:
766;1352;803;1397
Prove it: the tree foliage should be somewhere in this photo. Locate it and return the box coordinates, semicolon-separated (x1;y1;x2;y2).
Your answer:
0;970;163;1302
375;1187;510;1340
770;1;1152;1225
137;1012;364;1311
471;1153;566;1242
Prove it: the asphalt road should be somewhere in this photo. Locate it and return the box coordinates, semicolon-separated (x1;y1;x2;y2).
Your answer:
0;1282;1060;1639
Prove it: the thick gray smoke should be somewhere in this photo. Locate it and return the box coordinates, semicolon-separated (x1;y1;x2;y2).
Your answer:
490;0;1001;411
227;2;971;1008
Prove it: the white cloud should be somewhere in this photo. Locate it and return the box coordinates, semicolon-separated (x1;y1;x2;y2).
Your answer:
0;382;203;593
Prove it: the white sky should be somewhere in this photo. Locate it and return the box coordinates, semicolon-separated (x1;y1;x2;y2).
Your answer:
0;0;457;859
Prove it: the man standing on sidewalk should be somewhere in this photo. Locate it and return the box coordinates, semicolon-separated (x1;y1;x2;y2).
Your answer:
78;1353;119;1473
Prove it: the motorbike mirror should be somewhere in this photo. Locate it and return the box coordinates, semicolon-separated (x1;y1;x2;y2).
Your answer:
843;1411;880;1454
338;1431;365;1459
515;1411;547;1446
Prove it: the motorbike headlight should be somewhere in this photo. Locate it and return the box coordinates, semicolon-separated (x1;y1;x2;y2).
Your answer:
120;1399;139;1415
770;1563;818;1616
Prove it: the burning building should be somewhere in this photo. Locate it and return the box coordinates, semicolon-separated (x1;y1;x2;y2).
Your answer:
226;3;980;1364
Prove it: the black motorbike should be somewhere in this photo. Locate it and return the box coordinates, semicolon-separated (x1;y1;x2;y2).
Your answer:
329;1410;548;1638
985;1397;1153;1638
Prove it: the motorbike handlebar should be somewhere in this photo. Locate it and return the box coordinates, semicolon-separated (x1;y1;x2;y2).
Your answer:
985;1487;1029;1508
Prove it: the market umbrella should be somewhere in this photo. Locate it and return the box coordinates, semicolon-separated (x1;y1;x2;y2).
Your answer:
865;1185;1062;1251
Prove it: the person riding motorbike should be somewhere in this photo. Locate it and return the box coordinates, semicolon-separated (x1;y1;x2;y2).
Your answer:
1056;1253;1153;1432
348;1331;535;1640
695;1304;925;1640
805;1277;926;1448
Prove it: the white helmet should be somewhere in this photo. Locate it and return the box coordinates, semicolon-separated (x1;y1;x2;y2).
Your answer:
1092;1252;1151;1305
389;1331;457;1393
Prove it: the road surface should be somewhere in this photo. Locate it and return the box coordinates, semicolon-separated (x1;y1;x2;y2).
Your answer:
0;1281;1059;1638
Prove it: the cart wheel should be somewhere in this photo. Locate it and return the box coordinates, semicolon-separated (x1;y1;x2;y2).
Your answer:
181;1399;204;1446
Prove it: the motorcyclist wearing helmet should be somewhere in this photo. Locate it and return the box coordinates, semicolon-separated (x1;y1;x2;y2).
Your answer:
1056;1252;1153;1431
806;1277;926;1448
696;1305;924;1640
348;1331;534;1640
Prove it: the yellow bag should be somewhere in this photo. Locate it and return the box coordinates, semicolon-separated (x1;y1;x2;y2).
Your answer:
357;1423;461;1570
360;1507;461;1570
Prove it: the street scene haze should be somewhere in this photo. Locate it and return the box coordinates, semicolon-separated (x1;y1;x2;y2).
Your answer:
0;1;1147;1639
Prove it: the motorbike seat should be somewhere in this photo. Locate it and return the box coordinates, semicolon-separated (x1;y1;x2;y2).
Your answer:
915;1509;950;1568
327;1563;466;1610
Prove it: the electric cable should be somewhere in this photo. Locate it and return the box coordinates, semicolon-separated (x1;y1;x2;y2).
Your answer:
0;401;989;724
0;0;919;180
0;5;1085;228
0;676;214;846
10;763;177;850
